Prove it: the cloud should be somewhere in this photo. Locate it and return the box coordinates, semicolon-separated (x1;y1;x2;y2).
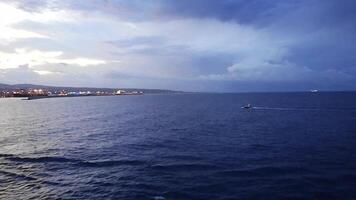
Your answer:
0;48;106;69
33;70;55;75
0;64;40;84
0;1;77;43
0;0;356;91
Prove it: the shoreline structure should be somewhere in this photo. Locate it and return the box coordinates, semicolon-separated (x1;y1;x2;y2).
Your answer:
1;83;179;98
26;92;143;100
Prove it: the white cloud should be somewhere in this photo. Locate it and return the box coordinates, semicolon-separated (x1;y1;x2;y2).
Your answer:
0;27;48;43
33;70;55;75
0;1;76;25
0;2;28;26
0;48;106;69
0;1;77;43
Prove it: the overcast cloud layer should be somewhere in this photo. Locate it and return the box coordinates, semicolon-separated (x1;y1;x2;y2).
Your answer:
0;0;355;92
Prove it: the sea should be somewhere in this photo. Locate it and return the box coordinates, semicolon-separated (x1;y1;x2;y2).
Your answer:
1;92;356;200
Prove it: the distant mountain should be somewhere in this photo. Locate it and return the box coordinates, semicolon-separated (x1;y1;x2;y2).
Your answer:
0;83;11;89
0;83;180;94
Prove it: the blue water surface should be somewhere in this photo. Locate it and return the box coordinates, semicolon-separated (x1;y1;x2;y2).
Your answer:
1;92;356;199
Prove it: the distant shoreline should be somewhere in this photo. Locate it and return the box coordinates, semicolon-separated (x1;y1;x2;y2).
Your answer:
0;83;180;98
25;93;145;100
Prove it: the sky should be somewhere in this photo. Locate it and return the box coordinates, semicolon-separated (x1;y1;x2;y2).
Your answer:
0;0;355;92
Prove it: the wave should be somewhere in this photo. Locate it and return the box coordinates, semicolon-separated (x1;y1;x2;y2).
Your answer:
0;153;13;158
153;196;166;200
1;154;145;168
151;163;220;171
215;166;315;178
248;144;272;151
0;169;62;188
0;170;38;181
161;155;203;161
6;156;79;163
78;160;145;167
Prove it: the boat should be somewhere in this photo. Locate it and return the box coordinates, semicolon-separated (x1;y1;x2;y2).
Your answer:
242;104;252;109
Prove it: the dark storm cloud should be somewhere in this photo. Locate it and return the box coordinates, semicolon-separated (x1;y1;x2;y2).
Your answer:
271;0;356;74
155;0;301;25
153;0;356;34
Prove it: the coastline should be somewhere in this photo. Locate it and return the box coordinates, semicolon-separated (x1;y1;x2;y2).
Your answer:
26;93;143;100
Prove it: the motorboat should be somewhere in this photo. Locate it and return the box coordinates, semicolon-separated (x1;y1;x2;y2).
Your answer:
242;104;252;109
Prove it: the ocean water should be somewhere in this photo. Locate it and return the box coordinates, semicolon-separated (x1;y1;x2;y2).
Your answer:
1;92;356;200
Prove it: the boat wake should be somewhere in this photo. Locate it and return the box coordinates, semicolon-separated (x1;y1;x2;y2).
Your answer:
251;106;356;111
252;107;311;111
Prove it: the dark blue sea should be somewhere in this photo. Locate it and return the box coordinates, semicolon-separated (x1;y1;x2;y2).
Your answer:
1;92;356;200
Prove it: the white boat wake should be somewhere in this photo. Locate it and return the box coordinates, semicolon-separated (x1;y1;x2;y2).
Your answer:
252;107;353;111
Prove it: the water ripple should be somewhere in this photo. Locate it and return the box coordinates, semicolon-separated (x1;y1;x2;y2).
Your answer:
2;154;146;168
